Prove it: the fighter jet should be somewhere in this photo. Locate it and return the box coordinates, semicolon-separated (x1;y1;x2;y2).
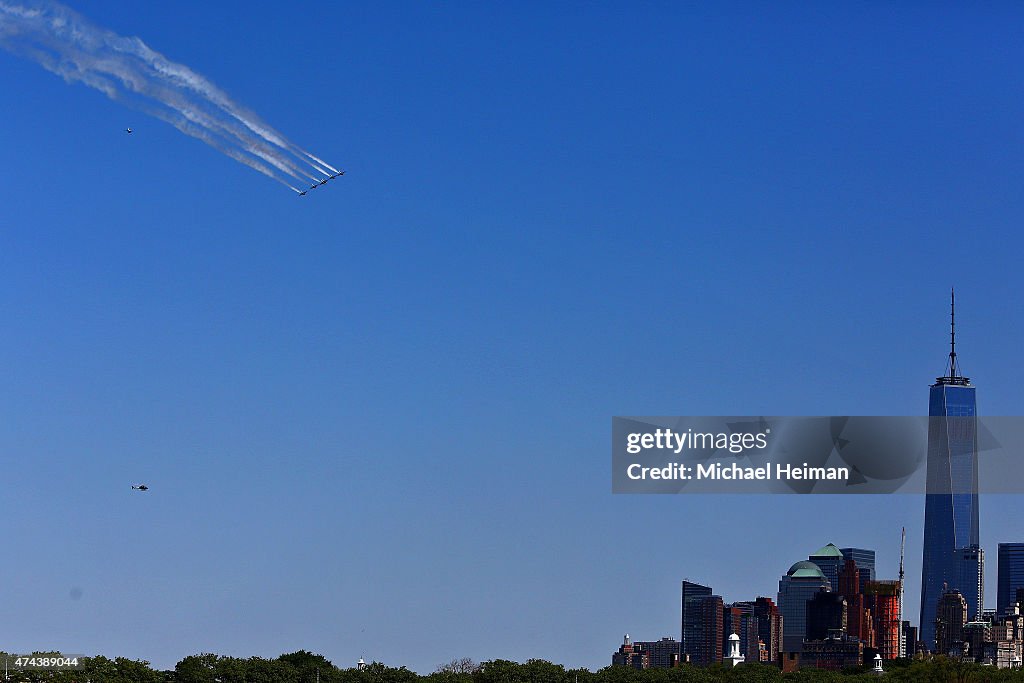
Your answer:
125;127;132;134
297;190;307;196
131;484;149;491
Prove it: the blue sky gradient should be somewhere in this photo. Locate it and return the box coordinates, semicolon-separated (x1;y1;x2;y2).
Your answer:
2;0;1023;672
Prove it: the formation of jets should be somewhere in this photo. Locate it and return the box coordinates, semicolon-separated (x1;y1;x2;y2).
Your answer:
124;123;343;197
297;170;344;197
131;484;148;491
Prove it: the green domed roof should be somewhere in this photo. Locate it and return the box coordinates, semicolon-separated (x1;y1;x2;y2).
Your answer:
809;543;843;558
787;560;827;578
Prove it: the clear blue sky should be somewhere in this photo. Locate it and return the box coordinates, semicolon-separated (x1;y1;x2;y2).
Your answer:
2;0;1023;672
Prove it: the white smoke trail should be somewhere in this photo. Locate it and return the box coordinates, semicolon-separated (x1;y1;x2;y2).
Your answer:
309;162;333;177
0;0;343;190
304;152;341;174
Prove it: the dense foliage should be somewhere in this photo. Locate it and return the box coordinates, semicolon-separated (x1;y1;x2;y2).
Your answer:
2;652;1023;683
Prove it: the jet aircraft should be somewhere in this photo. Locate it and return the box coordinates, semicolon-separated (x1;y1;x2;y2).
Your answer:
131;484;149;491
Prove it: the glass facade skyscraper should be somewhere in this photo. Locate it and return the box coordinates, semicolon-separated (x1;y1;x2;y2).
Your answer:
954;545;984;621
919;293;981;650
997;543;1024;616
809;543;845;594
778;561;831;653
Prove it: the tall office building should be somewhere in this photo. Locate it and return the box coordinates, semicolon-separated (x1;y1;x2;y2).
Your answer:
779;561;831;653
681;580;712;661
920;292;981;650
809;544;845;594
998;544;1024;616
955;545;985;620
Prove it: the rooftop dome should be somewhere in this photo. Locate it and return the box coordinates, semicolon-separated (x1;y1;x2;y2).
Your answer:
809;543;844;558
787;560;827;579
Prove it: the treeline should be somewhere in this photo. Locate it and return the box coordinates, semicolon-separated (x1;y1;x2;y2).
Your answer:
3;652;1024;683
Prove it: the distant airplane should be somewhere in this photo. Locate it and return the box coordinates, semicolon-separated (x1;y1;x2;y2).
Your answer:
125;127;132;134
297;190;307;196
131;484;148;491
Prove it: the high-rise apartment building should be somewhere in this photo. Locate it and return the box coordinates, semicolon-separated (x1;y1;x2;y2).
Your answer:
694;595;724;665
679;580;724;666
681;580;712;661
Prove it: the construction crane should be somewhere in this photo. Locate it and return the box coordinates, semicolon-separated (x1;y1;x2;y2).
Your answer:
898;526;906;657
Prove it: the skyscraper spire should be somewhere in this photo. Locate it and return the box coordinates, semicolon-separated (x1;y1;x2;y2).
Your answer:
937;288;969;385
949;288;959;377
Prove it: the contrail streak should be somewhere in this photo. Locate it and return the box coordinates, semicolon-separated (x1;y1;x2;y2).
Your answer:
304;152;341;175
0;0;343;191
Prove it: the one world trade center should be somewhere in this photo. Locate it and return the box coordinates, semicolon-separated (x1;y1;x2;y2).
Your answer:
919;291;982;652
